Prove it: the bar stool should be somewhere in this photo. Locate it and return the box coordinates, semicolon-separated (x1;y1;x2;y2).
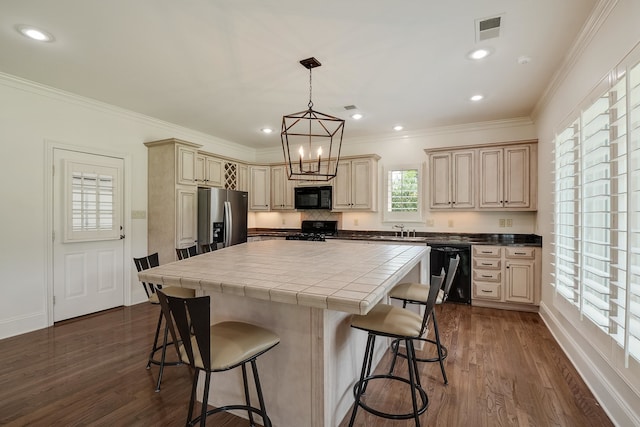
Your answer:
348;272;445;427
157;290;280;427
176;245;198;260
133;253;195;391
387;254;460;384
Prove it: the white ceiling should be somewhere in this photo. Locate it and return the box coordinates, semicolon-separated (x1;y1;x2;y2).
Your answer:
0;0;597;149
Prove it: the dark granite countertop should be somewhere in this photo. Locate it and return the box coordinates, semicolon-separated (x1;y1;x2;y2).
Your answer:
248;228;542;247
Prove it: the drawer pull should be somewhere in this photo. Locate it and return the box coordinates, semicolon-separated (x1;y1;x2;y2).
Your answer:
514;252;527;255
481;251;493;254
481;275;493;278
481;290;492;293
481;263;493;266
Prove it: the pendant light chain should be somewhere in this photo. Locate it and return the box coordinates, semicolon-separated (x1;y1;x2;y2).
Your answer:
308;67;314;109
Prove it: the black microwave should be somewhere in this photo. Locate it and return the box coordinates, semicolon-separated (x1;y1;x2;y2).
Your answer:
294;186;332;210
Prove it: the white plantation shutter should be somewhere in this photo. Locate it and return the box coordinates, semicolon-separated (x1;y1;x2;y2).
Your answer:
552;121;581;304
628;60;640;362
552;54;640;364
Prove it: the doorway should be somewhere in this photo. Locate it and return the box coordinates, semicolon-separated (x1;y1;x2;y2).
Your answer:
51;147;125;322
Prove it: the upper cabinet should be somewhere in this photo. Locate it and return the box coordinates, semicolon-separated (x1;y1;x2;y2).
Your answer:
479;144;536;210
195;154;223;187
237;163;249;192
177;144;198;186
428;150;475;209
332;156;379;211
249;165;270;211
425;140;537;211
270;165;295;210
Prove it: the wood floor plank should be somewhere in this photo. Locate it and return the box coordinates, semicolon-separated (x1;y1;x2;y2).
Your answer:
0;302;612;427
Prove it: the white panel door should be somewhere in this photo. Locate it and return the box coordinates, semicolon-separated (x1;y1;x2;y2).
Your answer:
53;149;125;321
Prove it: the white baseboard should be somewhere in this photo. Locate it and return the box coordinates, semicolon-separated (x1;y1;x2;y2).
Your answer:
539;301;640;427
0;311;48;340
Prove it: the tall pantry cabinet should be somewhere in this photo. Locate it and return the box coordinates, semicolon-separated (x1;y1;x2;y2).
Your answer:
145;138;199;265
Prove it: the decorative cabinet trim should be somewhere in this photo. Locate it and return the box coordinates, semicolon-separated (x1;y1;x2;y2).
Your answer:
471;244;540;311
425;139;537;211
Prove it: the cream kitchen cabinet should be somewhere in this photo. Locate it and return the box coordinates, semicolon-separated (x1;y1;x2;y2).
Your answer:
145;138;201;264
332;156;379;211
237;163;249;192
472;245;540;311
428;149;475;209
195;154;223;187
177;144;198;186
249;165;271;211
270;165;295;210
478;144;536;210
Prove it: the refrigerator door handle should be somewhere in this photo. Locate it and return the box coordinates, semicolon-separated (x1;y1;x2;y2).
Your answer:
224;201;232;248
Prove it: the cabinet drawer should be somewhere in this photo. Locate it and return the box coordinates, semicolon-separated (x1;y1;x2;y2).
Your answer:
473;258;501;270
473;246;502;258
505;247;536;259
473;269;501;282
473;282;501;300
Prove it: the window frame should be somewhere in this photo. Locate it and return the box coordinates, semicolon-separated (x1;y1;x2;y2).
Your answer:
382;163;424;223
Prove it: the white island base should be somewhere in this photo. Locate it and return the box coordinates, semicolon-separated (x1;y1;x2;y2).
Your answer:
203;264;423;426
139;240;429;426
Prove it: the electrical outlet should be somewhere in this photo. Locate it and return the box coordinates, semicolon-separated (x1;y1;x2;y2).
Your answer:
354;218;359;226
426;219;435;227
506;218;513;227
281;218;286;225
499;218;505;227
448;219;454;227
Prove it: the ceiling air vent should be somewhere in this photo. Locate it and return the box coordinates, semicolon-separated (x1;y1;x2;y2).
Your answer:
343;105;358;111
476;16;502;41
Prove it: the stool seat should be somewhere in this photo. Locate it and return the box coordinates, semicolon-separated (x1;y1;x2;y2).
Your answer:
179;321;280;371
351;304;422;337
388;283;446;305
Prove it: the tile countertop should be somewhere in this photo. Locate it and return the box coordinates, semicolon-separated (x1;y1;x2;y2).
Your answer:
248;229;542;247
138;239;430;315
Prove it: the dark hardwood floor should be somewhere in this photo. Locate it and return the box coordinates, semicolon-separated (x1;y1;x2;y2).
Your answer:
0;301;612;427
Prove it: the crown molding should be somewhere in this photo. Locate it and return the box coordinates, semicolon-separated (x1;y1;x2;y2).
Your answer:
0;71;255;159
531;0;619;120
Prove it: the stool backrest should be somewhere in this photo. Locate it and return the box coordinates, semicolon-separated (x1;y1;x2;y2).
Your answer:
157;290;211;371
442;254;461;300
200;243;217;253
420;272;445;336
176;245;198;260
133;253;160;298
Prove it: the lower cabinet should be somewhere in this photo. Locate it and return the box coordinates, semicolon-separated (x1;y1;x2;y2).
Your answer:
472;245;539;311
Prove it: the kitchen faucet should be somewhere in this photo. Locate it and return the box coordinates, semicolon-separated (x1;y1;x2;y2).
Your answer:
393;224;406;238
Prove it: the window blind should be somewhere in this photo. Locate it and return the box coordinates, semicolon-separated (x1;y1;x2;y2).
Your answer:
552;56;640;364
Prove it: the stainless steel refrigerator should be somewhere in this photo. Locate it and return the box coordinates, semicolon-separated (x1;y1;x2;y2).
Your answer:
197;188;248;249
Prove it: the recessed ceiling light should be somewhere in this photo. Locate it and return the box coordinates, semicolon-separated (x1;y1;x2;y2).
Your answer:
470;94;484;102
260;128;273;134
351;113;363;120
468;48;491;60
16;25;54;42
393;125;404;131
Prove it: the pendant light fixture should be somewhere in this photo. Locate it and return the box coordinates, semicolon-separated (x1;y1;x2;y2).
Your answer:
281;57;345;181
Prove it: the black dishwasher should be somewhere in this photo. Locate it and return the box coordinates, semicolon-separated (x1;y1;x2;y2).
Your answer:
429;244;471;304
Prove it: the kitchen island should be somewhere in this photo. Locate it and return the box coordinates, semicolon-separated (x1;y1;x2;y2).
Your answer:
138;239;430;427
